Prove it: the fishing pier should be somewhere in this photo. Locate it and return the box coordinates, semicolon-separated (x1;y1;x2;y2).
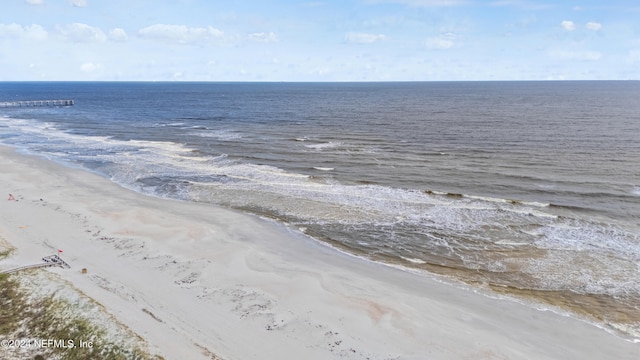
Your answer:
0;99;74;108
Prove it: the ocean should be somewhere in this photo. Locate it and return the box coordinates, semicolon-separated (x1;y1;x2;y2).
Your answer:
1;81;639;340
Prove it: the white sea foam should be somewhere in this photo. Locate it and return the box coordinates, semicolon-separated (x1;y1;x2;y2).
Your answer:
400;256;427;264
305;142;342;150
155;122;186;127
465;194;550;208
495;240;529;246
191;130;243;141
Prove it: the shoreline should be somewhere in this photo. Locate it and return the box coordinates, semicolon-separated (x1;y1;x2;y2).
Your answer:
1;145;638;359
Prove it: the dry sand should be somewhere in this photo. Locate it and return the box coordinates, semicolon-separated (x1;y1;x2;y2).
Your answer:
0;145;638;360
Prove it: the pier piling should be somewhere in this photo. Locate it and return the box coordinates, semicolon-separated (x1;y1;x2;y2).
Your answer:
0;99;74;108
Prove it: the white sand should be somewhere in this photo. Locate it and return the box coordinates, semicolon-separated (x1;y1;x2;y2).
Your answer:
0;145;638;360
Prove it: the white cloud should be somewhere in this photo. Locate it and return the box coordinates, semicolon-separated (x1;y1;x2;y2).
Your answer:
248;32;277;42
0;23;48;41
425;33;457;49
70;0;87;7
109;28;128;41
138;24;224;44
57;23;106;42
27;24;48;40
550;50;602;61
344;32;387;44
561;20;576;31
25;0;43;5
585;22;602;31
80;62;101;72
0;23;24;38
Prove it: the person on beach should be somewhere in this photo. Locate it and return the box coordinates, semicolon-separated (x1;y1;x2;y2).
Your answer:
8;193;15;201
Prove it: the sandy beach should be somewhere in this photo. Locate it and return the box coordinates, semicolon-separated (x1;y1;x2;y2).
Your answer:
0;144;638;360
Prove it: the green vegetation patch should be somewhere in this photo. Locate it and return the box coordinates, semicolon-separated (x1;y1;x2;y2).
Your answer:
0;248;13;259
0;236;15;259
0;272;163;360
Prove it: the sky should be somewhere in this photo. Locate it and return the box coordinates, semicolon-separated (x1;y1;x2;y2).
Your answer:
1;0;639;81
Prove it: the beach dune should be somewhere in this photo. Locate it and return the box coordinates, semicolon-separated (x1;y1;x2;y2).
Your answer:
0;145;638;359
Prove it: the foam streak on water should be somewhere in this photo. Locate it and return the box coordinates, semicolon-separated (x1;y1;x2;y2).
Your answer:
1;81;639;339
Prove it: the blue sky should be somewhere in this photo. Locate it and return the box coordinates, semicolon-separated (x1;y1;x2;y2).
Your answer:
1;0;638;81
